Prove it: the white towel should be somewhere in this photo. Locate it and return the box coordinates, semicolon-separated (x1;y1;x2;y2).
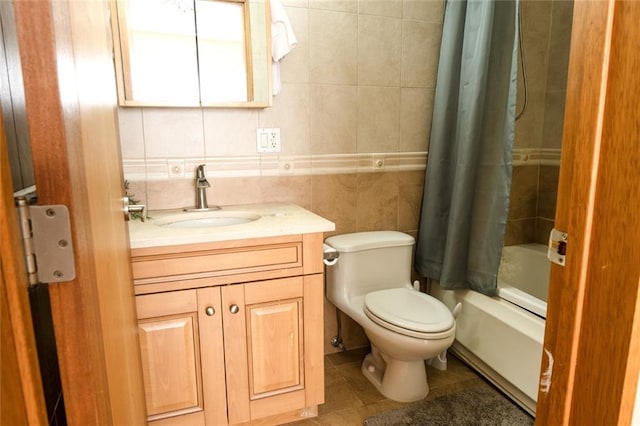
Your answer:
271;0;297;95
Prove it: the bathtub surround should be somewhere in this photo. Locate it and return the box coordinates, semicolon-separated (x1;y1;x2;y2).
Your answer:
415;0;519;296
507;0;573;245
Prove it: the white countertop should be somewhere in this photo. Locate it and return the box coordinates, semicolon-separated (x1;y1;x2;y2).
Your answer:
128;203;335;249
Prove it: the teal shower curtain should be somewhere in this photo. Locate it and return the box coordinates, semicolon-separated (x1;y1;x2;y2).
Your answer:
415;0;519;296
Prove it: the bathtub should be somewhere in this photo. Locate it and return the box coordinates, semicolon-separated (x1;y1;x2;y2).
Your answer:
430;243;549;416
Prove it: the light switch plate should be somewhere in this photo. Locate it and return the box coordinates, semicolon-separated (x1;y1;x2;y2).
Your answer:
256;128;281;153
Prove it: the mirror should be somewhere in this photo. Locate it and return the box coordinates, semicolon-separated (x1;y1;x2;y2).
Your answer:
110;0;272;108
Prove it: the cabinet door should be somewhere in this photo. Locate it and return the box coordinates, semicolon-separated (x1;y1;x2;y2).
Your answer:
136;289;227;425
223;277;308;423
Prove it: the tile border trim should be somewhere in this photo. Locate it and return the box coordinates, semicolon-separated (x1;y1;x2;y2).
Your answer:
123;148;561;180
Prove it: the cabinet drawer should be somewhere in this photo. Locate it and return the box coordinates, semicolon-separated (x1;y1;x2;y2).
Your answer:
131;239;303;284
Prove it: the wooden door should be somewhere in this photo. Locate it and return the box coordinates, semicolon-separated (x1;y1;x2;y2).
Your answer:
536;0;640;424
1;111;48;425
9;0;146;424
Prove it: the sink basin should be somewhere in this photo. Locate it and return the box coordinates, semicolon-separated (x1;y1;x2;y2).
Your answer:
155;212;261;229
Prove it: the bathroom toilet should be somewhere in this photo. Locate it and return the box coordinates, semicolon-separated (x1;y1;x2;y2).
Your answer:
324;231;456;402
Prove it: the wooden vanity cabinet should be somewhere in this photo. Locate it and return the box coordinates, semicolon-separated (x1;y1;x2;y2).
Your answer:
131;233;325;425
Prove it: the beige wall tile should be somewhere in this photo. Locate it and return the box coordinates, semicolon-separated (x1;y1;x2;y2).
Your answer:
279;6;309;84
323;298;340;354
400;87;433;152
542;90;567;150
211;176;262;206
146;179;194;210
520;0;552;94
310;84;357;154
356;172;399;231
339;313;369;351
357;87;400;153
514;89;545;149
142;109;205;158
402;0;444;23
508;165;539;220
358;0;402;18
311;173;358;236
401;20;442;88
546;1;573;92
504;218;536;246
538;165;560;192
308;0;356;13
309;9;357;85
259;175;313;209
534;217;554;245
259;83;311;155
357;15;402;86
117;108;145;159
537;165;559;219
537;189;557;220
282;0;309;7
203;109;259;156
398;170;425;232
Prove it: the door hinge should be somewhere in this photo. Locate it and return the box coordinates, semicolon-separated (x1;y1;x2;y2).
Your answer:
15;197;76;286
548;228;567;266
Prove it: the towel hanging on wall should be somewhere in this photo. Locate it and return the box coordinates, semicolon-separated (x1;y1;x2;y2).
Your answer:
271;0;297;95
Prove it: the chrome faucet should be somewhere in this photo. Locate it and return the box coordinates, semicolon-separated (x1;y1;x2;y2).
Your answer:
187;164;220;211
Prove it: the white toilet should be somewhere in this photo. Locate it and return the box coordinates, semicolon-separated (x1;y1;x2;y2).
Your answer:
324;231;456;402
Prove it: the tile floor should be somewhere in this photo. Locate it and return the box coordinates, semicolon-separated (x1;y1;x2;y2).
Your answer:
291;347;489;425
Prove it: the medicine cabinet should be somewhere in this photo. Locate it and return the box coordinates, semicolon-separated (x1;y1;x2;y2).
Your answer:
110;0;272;108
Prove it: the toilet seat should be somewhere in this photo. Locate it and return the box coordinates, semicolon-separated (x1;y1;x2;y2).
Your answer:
364;288;455;339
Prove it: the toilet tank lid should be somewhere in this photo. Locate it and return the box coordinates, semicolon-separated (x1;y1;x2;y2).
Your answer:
325;231;414;252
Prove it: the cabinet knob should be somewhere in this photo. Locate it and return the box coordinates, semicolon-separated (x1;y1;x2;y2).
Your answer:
229;304;240;314
205;306;215;316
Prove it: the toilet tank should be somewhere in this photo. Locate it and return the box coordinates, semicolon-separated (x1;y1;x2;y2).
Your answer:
325;231;415;303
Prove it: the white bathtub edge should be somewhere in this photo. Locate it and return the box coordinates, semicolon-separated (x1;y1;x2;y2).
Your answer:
432;283;544;417
450;343;537;416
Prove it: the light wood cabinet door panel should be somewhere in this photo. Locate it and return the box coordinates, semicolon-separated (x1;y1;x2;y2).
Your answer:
138;314;202;419
247;299;304;397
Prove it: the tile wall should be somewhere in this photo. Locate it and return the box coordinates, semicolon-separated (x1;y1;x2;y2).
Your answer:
505;0;572;246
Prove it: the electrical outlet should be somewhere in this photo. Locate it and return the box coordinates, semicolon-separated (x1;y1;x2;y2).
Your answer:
256;128;281;153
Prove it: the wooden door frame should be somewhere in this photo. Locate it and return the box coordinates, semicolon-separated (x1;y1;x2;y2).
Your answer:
9;0;146;424
1;111;48;426
536;0;640;423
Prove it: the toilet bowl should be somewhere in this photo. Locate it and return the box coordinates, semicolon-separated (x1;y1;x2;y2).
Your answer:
324;231;456;402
